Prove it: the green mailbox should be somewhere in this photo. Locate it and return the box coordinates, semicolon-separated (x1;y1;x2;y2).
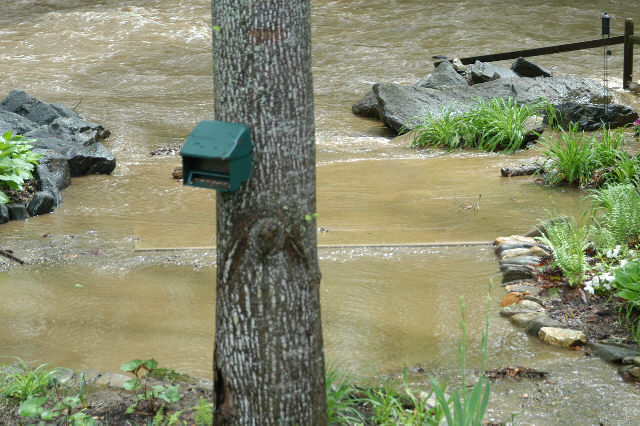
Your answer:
180;120;253;192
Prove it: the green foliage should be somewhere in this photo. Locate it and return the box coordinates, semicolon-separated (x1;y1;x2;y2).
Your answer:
539;123;597;186
193;397;213;426
325;364;362;424
121;358;181;415
610;261;640;343
537;218;590;286
429;289;492;426
0;357;59;402
407;98;546;152
590;183;640;250
0;131;42;204
408;106;466;150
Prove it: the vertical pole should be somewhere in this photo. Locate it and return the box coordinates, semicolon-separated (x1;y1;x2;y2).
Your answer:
624;18;634;89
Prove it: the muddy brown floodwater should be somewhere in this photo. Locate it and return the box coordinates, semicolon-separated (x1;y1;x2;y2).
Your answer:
1;0;640;423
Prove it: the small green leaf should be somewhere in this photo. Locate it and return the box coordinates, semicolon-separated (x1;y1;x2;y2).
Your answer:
74;283;83;288
143;358;158;371
123;378;140;391
304;214;312;221
212;25;221;32
121;359;143;372
126;403;137;414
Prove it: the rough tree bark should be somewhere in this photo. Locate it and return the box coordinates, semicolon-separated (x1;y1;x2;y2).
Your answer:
211;1;326;424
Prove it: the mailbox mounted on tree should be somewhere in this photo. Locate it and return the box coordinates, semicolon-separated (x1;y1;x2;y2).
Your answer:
180;120;253;192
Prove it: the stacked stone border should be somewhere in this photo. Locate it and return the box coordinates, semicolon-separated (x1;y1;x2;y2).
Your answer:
495;234;640;380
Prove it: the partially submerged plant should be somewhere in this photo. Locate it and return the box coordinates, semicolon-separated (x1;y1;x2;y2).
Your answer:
539;122;597;186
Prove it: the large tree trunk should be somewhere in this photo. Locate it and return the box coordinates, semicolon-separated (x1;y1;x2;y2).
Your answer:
211;1;326;424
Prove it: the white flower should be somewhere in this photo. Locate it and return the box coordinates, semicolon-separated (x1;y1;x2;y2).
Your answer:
584;283;595;295
606;247;620;258
601;273;615;283
620;259;628;268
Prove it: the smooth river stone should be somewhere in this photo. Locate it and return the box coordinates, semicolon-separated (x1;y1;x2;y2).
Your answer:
525;316;565;336
539;327;586;348
510;312;547;327
504;284;541;295
499;300;545;318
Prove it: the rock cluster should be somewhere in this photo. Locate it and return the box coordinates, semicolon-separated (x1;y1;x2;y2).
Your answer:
494;233;640;379
0;90;115;224
353;57;638;134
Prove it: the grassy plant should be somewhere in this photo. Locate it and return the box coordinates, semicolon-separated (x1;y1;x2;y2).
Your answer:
537;218;590;286
590;183;640;250
0;357;59;402
539;122;597;186
463;97;547;152
407;106;465;150
610;261;640;344
429;286;492;426
325;364;362;424
120;358;180;415
0;131;42;204
407;98;545;153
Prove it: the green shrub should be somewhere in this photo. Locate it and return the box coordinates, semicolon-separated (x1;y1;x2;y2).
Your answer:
537;218;590;286
0;131;42;204
0;357;59;402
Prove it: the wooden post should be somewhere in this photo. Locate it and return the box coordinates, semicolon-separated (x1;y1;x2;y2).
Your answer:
624;18;634;89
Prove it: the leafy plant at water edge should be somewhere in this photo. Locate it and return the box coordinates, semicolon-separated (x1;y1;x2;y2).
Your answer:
590;183;640;250
429;286;492;426
537;218;590;286
0;357;59;402
120;358;180;415
406;106;466;150
462;97;547;152
539;122;597;186
610;261;640;344
193;397;213;426
0;131;42;204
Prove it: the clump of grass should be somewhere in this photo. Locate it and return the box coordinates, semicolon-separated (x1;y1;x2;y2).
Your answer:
0;357;59;403
407;97;547;153
539;122;597;186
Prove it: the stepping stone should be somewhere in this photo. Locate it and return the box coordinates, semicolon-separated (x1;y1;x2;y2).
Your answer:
495;235;538;245
525;316;565;336
510;312;547;327
502;265;535;283
500;256;542;268
589;342;640;364
539;327;586;348
500;300;545;318
504;284;541;295
501;279;535;288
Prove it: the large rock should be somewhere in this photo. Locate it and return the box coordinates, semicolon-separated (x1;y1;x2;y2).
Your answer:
0;205;8;224
352;90;379;118
502;265;535;283
417;60;469;89
27;191;56;216
539;327;586;348
0;89;82;126
499;300;545;317
466;60;519;84
589;342;640;363
0;110;39;135
33;149;71;206
7;204;28;221
511;57;553;78
373;76;625;133
550;102;638;131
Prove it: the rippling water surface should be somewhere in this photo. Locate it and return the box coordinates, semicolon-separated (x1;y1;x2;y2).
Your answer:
1;1;640;422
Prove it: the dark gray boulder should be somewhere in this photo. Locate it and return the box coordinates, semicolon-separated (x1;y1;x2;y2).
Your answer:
417;60;469;89
550;102;638;131
27;191;56;216
589;342;640;364
502;265;535;283
0;110;39;135
352;90;379;118
0;89;81;126
466;60;519;84
373;76;619;133
0;205;8;224
7;204;28;221
511;57;553;78
33;149;71;205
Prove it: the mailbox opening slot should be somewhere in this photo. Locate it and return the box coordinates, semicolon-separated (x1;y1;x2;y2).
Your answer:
188;171;230;190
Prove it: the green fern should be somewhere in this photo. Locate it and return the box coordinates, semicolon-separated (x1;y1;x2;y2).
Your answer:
590;183;640;249
537;218;589;286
